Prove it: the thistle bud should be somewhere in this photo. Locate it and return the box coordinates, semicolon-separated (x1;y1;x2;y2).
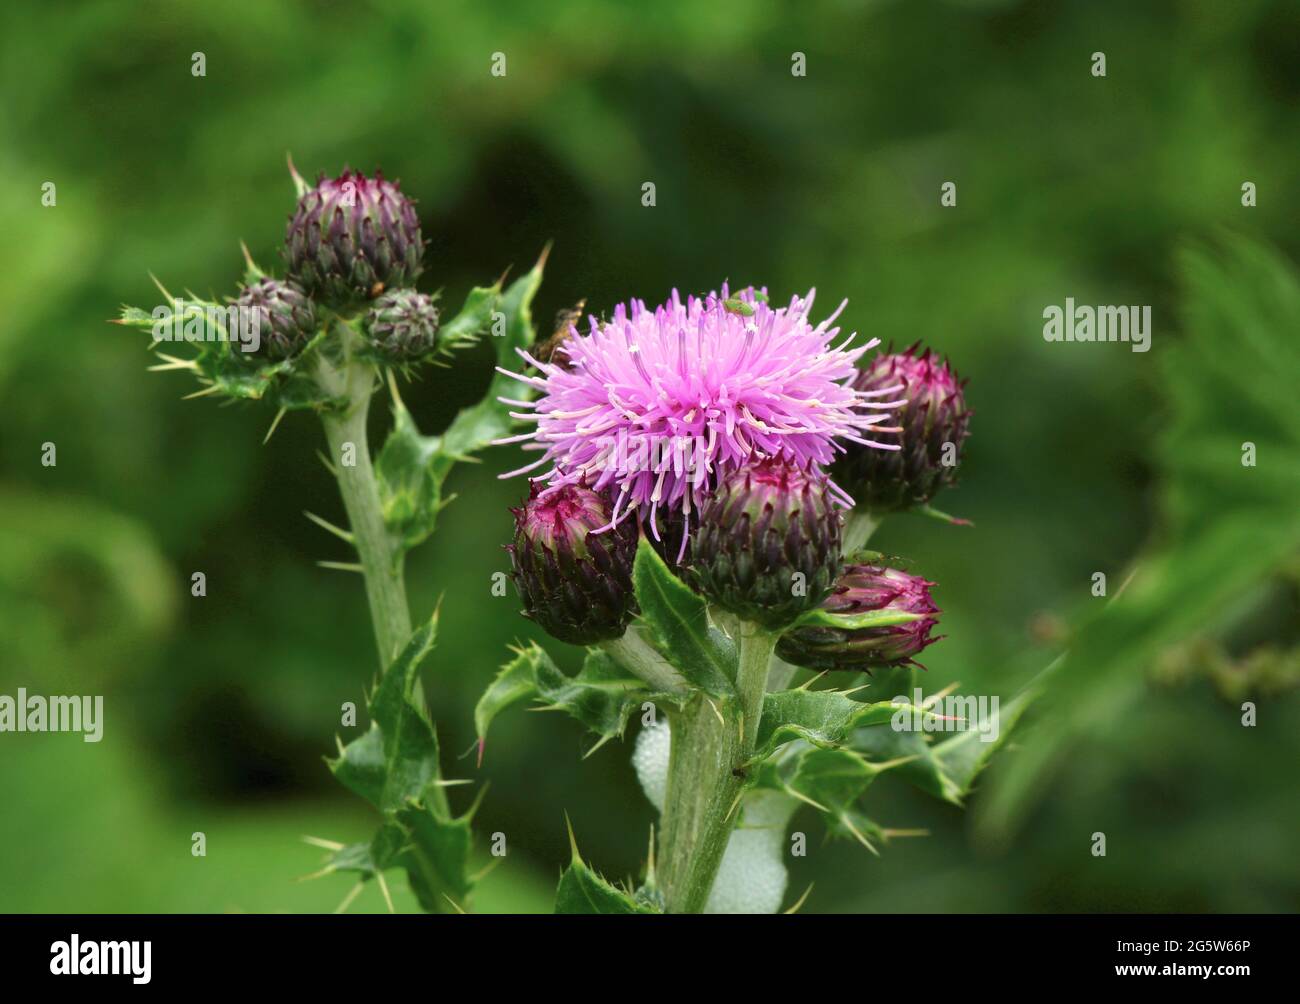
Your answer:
776;562;940;670
234;278;316;359
833;345;971;512
692;459;841;629
364;289;440;361
285;168;423;307
509;482;639;645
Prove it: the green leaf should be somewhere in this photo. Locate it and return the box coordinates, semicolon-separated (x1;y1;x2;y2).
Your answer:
475;644;674;756
789;606;925;631
330;615;441;811
631;538;736;696
117;295;345;413
434;249;547;477
437;283;501;354
371;253;547;550
396;803;474;911
555;860;658;914
374;390;447;553
750;688;947;762
326;612;477;912
851;685;1036;806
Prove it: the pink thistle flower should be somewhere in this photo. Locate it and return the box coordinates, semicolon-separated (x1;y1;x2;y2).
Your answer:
497;285;902;539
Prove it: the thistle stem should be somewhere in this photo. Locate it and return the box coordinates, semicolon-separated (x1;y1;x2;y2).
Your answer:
602;628;688;693
317;322;449;875
658;621;776;913
842;510;880;554
319;363;413;671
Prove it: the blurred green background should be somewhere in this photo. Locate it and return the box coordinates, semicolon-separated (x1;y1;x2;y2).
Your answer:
2;0;1297;913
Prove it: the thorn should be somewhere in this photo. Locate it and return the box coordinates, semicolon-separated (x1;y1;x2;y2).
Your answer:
582;732;615;760
333;881;365;914
432;777;474;788
262;406;288;445
296;865;337;882
375;869;396;914
783;786;829;813
921;681;959;709
386;367;405;410
564;812;581;864
463;781;490;822
441;893;467;914
645;824;657;887
316;450;339;477
868;754;921;774
783;883;814;914
301;835;346;851
535;240;553;272
287;152;309;197
469;857;502;885
796;671;828;691
317;560;365;574
149;271;174;304
882;828;930;840
915;503;973;527
704;696;725;728
840;814;879;856
476;736;485;768
723;789;744;823
240;240;261;277
304;510;355;544
146;353;198;372
181;385;220;400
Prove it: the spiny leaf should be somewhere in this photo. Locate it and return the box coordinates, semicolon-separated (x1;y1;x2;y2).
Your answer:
434;248;547;477
374;390;446;553
475;644;677;754
751;688;948;762
631;538;736;696
852;685;1036;806
326;613;476;912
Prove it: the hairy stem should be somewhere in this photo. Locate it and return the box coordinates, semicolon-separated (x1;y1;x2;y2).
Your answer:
842;509;880;554
319;362;412;670
602;628;688;693
659;621;776;913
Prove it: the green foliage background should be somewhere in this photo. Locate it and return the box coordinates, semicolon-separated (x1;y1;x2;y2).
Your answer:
1;0;1297;913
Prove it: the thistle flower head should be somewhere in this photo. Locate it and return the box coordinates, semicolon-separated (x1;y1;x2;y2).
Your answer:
285;167;423;307
833;344;970;513
776;561;941;670
508;481;639;645
692;457;842;629
499;285;901;536
364;289;440;362
234;277;316;360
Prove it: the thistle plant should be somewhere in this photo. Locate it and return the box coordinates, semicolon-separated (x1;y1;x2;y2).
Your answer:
116;159;547;913
480;285;1027;913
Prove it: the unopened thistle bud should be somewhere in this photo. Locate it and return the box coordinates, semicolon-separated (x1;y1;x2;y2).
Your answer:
234;278;316;359
692;459;841;629
364;289;440;361
776;562;941;670
285;168;423;307
509;483;639;645
833;345;971;512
